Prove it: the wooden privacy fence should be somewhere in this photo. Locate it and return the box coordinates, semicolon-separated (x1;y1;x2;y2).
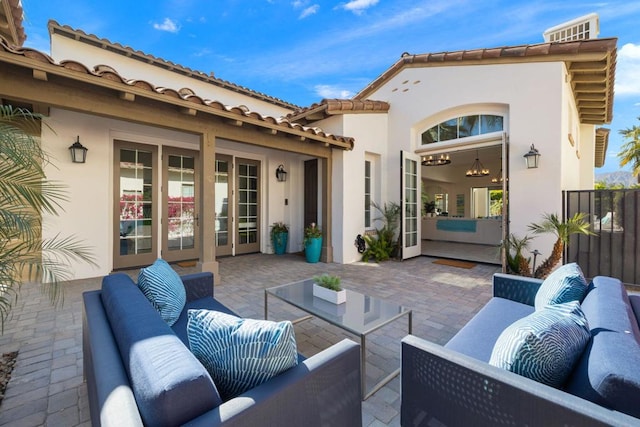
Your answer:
564;189;640;286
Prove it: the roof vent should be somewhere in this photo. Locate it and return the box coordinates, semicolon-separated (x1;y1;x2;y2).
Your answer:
543;13;599;43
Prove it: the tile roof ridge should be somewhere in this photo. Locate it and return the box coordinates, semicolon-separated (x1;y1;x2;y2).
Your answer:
46;20;300;110
286;98;390;122
0;35;353;150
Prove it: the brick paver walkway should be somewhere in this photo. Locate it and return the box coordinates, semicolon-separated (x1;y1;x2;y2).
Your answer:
0;253;500;426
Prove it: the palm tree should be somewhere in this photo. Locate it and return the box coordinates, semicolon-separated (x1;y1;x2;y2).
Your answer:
527;213;594;279
618;117;640;184
0;105;96;330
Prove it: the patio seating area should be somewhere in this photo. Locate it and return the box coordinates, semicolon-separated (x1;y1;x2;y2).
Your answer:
0;254;500;426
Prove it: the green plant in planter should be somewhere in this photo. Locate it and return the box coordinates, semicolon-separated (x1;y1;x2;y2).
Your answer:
270;221;289;244
303;222;322;244
313;274;342;291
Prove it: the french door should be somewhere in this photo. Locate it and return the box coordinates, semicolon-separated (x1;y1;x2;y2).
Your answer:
236;159;261;254
162;147;199;262
114;141;158;269
401;150;422;260
114;141;200;269
214;155;261;256
214;154;232;256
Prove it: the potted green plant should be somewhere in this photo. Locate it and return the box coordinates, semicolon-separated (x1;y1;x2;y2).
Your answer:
312;274;346;304
303;222;322;263
270;221;289;255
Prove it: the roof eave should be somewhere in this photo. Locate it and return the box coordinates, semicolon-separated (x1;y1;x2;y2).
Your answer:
355;38;617;125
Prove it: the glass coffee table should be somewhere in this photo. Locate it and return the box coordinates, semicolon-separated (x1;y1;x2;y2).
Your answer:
265;278;412;400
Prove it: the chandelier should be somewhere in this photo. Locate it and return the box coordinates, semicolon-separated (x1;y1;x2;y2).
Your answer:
466;150;490;177
422;153;451;166
491;168;503;183
491;157;503;183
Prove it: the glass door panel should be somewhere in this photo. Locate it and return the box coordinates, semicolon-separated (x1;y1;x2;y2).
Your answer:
114;141;157;269
402;151;421;259
236;159;260;254
162;147;199;262
215;154;232;256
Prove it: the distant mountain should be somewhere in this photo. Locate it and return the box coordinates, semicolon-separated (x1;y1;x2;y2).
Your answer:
595;171;638;187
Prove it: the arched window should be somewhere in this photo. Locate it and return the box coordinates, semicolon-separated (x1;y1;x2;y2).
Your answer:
422;114;503;144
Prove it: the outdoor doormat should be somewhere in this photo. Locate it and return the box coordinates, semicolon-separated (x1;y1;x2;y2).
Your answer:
433;259;477;269
177;260;197;268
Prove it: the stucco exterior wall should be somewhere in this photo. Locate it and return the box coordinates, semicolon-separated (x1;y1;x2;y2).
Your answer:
50;34;294;118
362;62;589;254
310;113;389;263
42;108;200;280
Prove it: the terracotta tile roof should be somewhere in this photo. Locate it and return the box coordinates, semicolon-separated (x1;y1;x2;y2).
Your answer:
0;0;26;46
356;38;617;125
287;98;390;124
0;36;353;150
594;127;610;168
47;21;300;111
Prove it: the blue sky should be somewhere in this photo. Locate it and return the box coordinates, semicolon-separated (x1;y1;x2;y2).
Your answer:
20;0;640;174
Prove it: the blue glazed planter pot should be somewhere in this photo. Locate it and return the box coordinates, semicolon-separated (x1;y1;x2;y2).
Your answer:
305;237;322;263
272;232;288;255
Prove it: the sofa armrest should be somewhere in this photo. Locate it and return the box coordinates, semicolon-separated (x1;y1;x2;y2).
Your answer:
492;273;543;306
401;335;638;427
83;291;144;427
181;272;214;302
185;339;362;427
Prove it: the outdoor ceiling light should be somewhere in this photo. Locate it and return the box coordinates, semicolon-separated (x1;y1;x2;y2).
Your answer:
68;136;88;164
524;144;541;169
466;150;490;177
421;153;451;166
275;164;288;182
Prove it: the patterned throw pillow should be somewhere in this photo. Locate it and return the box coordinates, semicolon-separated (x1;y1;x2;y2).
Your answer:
534;263;588;310
489;301;591;388
187;309;298;401
138;258;186;326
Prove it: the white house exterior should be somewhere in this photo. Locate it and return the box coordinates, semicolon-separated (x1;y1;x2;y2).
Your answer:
0;11;616;280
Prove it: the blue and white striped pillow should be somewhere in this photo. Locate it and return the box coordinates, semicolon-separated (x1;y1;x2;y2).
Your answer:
535;263;588;310
489;301;590;388
187;309;298;400
137;258;186;326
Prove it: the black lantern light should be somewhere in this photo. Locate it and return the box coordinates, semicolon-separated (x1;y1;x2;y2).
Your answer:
524;144;541;169
69;136;88;163
275;164;287;182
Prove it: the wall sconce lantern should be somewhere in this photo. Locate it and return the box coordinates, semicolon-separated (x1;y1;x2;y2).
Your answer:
69;136;88;163
524;144;541;169
275;164;288;182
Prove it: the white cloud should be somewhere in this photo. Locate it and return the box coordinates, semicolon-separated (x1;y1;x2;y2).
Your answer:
615;43;640;96
300;5;319;19
314;84;354;99
152;18;180;33
340;0;379;14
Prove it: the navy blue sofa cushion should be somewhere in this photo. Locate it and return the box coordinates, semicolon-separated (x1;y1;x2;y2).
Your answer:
101;273;222;427
445;297;534;362
565;276;640;419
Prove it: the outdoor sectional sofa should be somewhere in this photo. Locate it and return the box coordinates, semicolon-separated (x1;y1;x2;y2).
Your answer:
402;270;640;426
83;271;362;427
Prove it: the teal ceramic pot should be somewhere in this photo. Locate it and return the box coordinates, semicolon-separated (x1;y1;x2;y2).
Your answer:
304;236;322;263
273;232;288;255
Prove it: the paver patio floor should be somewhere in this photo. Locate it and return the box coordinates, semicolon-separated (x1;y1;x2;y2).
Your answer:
0;253;500;426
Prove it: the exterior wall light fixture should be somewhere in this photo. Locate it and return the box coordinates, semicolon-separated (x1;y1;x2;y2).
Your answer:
275;164;288;182
524;144;541;169
69;136;88;163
